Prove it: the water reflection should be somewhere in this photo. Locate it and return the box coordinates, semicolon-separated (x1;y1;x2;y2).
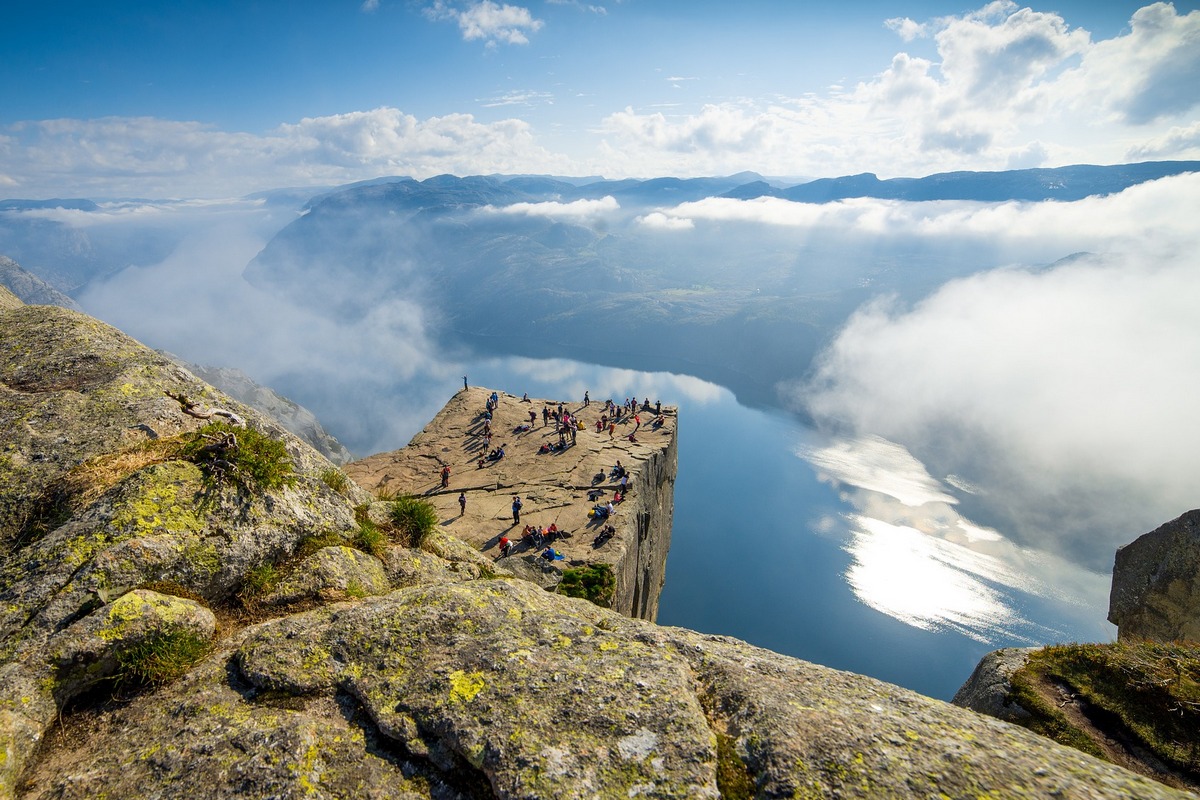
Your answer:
799;433;1105;643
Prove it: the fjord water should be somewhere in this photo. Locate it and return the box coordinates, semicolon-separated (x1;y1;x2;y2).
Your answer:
452;357;1113;701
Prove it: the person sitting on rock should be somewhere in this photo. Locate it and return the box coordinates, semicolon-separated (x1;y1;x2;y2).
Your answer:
593;525;616;546
498;536;513;557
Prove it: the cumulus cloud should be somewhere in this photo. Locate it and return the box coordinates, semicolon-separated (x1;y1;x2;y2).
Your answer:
884;16;927;41
1;108;572;198
1060;2;1200;124
1127;120;1200;159
796;190;1200;572
426;0;543;46
596;3;1200;179
480;195;618;221
635;211;693;230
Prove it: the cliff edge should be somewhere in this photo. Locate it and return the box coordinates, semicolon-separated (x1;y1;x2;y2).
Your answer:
345;388;676;621
1;297;1190;799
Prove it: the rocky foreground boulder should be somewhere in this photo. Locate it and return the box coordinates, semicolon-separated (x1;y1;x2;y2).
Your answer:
1109;509;1200;643
1;296;1192;798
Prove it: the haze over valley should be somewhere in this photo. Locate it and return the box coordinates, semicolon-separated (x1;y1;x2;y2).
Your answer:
3;0;1199;697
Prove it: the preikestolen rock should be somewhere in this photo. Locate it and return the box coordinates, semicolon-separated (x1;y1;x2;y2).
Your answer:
24;579;1192;799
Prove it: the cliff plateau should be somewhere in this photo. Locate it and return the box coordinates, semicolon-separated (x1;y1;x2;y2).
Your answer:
345;388;675;621
0;292;1190;799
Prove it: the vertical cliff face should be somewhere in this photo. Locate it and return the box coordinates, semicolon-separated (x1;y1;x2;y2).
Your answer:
344;388;678;621
611;426;676;620
1109;508;1200;642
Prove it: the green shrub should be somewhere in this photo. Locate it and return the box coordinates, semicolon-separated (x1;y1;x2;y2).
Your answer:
389;496;439;549
115;629;212;686
556;563;615;608
319;467;350;495
354;519;389;559
179;422;296;494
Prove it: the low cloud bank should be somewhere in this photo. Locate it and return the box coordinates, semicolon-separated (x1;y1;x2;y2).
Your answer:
797;237;1200;571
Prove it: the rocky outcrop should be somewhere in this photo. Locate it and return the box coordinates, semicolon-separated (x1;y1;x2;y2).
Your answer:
0;256;82;312
20;579;1192;800
2;299;1193;798
952;647;1036;722
1109;509;1200;642
345;388;677;621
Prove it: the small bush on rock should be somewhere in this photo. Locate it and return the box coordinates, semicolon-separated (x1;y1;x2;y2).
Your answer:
389;496;438;549
180;422;296;494
557;563;615;608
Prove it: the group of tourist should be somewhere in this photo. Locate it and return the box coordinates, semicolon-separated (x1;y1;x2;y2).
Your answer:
448;387;672;567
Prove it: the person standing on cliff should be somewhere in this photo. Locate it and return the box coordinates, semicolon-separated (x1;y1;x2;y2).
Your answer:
458;492;467;516
463;376;468;391
584;390;589;407
511;495;523;526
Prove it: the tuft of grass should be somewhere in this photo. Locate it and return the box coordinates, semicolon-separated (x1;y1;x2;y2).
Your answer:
319;467;350;495
1009;640;1200;772
389;496;438;549
374;485;401;502
556;563;616;608
115;629;212;686
354;519;389;560
239;563;282;600
179;422;296;494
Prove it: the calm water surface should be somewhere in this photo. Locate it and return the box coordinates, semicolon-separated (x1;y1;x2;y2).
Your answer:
423;357;1113;701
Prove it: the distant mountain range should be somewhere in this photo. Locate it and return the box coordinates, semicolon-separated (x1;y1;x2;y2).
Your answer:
289;160;1199;213
3;160;1197;409
240;161;1198;408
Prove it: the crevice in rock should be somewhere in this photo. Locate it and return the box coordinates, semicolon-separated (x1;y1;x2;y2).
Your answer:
339;682;496;800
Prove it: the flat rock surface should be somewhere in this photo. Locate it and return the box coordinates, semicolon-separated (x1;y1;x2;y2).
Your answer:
346;388;676;574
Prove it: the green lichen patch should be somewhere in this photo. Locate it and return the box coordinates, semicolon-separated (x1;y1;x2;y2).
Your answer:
715;732;756;800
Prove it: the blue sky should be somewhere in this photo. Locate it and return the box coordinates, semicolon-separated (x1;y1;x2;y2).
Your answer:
2;0;1199;197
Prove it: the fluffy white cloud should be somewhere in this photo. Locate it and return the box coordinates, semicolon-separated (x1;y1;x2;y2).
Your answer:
480;195;618;220
635;211;693;230
639;173;1200;256
2;109;573;197
426;0;543;46
1060;2;1200;124
596;3;1200;178
796;178;1200;570
1128;120;1200;159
